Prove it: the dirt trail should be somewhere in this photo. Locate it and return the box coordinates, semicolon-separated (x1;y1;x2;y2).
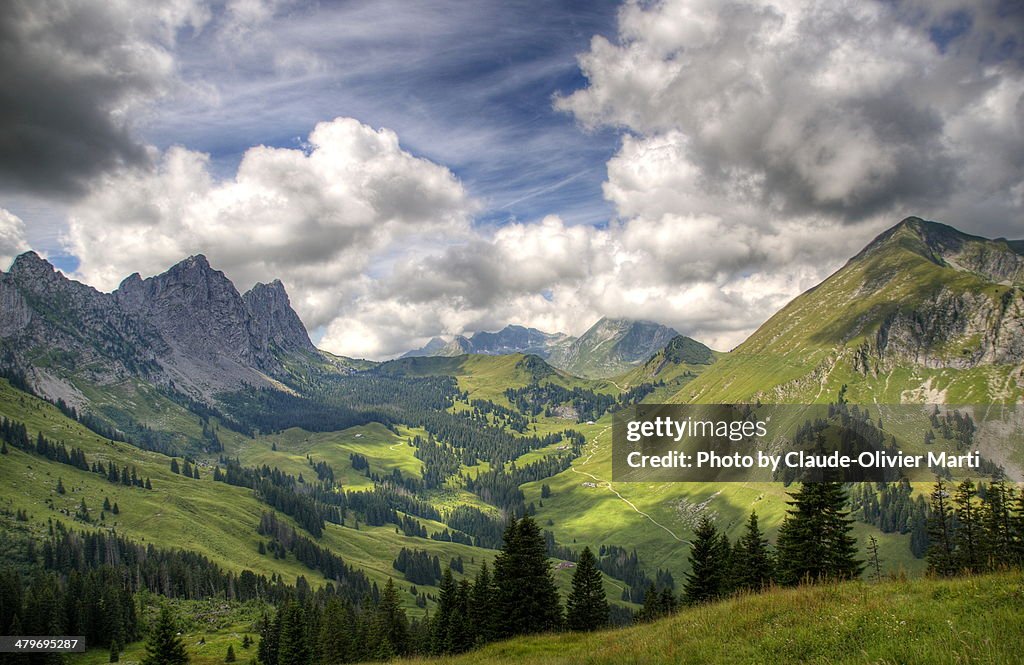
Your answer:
569;425;688;543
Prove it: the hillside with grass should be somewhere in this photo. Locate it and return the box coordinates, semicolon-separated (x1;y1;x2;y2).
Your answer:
388;572;1024;665
670;218;1024;405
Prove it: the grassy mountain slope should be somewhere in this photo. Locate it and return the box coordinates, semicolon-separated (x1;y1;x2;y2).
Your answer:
0;377;628;617
385;571;1024;665
671;218;1024;405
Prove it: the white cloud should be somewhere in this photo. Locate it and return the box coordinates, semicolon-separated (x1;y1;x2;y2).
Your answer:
557;0;1024;225
0;209;31;269
66;117;473;343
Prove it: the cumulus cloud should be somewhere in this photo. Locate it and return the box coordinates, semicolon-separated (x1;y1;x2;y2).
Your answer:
556;0;1024;227
66;117;473;342
0;0;210;197
0;209;31;269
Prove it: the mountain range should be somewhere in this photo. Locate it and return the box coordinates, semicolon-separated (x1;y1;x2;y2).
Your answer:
402;318;689;378
0;252;320;405
3;216;1021;412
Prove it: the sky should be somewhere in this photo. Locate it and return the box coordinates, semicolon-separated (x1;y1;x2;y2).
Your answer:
1;0;1022;359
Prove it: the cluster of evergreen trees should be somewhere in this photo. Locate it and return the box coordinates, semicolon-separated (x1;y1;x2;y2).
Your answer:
503;381;659;423
253;516;610;664
1;415;152;490
169;458;201;479
850;480;929;557
392;548;441;585
663;482;863;614
256;512;372;602
926;476;1024;575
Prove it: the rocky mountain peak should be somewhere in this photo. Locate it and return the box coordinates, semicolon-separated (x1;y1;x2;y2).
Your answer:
243;280;315;353
548;317;679;378
858;217;1024;285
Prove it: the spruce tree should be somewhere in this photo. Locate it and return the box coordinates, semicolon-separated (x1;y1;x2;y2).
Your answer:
371;578;409;658
636;583;668;622
775;482;862;585
1013;488;1024;565
732;511;773;591
468;561;495;645
926;477;956;576
493;516;562;637
225;646;235;663
683;516;726;604
275;601;307;665
953;479;983;572
566;546;608;631
142;606;189;665
982;478;1013;568
431;569;458;654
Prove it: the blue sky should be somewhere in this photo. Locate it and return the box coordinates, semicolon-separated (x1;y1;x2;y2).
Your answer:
129;1;624;233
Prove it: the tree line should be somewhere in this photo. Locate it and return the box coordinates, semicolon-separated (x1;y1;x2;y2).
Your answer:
926;476;1024;575
253;515;612;664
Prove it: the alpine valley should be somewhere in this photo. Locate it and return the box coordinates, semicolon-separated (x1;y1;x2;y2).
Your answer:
1;217;1023;664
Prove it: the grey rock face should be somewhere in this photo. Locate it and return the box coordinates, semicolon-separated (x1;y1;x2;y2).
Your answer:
0;252;317;401
243;280;316;354
869;287;1024;370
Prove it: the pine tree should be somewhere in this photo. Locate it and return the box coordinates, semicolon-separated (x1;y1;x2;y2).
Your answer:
370;579;409;658
103;497;112;511
170;460;180;474
732;511;773;591
468;561;495;645
318;597;353;665
142;606;189;665
926;477;956;576
982;478;1013;568
683;516;726;604
566;546;608;631
257;612;278;665
276;601;307;665
110;640;121;663
56;477;65;494
493;516;562;637
225;646;236;663
431;569;458;654
775;482;862;585
953;479;983;572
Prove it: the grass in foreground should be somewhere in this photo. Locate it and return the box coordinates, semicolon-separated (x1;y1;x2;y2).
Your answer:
393;571;1024;665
